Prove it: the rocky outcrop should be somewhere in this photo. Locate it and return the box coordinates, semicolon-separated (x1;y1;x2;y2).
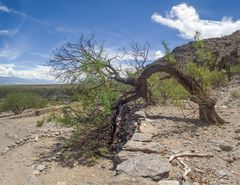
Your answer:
168;30;240;69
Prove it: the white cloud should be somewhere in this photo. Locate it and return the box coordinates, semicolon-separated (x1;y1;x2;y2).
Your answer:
151;3;240;39
0;64;54;80
0;44;21;60
0;5;10;13
154;50;164;59
0;29;18;36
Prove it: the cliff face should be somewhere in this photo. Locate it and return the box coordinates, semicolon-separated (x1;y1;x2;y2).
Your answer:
157;30;240;69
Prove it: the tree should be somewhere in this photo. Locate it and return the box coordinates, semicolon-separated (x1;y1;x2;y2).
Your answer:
0;92;46;114
49;34;227;150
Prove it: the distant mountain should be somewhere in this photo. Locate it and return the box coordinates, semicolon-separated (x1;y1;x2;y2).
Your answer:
0;76;56;85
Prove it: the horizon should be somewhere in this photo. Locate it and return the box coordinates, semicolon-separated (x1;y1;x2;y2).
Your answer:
1;0;240;84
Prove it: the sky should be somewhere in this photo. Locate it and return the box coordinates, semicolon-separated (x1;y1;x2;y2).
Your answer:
0;0;240;83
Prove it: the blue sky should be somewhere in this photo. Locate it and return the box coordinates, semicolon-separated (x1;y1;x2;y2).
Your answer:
0;0;240;82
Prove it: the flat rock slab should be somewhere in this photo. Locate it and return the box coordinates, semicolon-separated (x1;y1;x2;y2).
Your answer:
123;140;165;153
115;150;144;163
131;133;153;142
139;121;158;136
116;153;172;181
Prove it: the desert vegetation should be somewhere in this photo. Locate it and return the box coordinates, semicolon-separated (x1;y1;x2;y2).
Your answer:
43;32;240;161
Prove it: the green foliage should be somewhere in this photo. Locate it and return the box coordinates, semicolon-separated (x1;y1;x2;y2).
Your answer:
162;40;177;64
0;92;46;114
186;63;227;94
230;64;240;74
193;32;216;69
148;73;189;105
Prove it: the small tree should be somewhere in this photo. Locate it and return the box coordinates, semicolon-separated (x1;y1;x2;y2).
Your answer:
0;92;46;114
49;34;228;152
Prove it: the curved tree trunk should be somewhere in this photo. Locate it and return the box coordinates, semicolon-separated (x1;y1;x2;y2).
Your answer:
112;61;226;127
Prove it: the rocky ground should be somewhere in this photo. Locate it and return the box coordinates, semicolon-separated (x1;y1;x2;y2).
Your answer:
0;80;239;185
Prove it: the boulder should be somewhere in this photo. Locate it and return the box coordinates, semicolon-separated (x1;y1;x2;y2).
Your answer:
116;153;172;181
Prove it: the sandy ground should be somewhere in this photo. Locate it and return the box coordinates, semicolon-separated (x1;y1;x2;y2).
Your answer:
0;82;239;185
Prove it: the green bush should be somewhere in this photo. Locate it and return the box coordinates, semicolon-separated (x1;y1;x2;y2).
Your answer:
186;63;227;94
0;92;47;114
148;73;189;105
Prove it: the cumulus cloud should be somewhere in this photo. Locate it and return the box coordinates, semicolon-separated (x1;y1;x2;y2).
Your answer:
151;3;240;39
0;64;54;80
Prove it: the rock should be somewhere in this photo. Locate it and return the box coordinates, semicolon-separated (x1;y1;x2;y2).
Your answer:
139;121;158;136
109;174;158;185
216;170;229;180
233;134;240;140
135;110;146;118
219;144;233;152
123;141;165;154
115;150;143;163
158;180;180;185
192;182;200;185
131;133;153;142
212;146;222;152
235;128;240;133
116;153;172;181
35;164;46;171
34;136;39;142
182;181;192;185
58;182;67;185
32;170;40;175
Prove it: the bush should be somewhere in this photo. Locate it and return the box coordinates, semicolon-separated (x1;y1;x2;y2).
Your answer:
0;92;47;114
148;73;189;105
186;63;227;94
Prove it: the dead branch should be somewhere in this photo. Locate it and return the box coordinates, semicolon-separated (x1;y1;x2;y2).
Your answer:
169;152;214;162
177;157;192;181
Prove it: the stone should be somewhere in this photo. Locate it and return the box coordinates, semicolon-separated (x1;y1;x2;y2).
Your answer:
212;146;222;152
219;144;233;152
58;182;67;185
192;182;200;185
34;136;39;142
32;170;40;175
233;134;240;140
35;164;46;171
139;122;158;136
109;174;158;185
131;133;153;142
123;141;165;154
135;110;146;118
158;180;180;185
235;128;240;133
115;150;143;163
182;181;192;185
215;170;229;180
116;153;172;181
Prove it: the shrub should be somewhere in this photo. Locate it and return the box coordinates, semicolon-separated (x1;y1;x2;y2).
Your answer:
186;63;227;94
148;73;189;105
0;92;47;114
